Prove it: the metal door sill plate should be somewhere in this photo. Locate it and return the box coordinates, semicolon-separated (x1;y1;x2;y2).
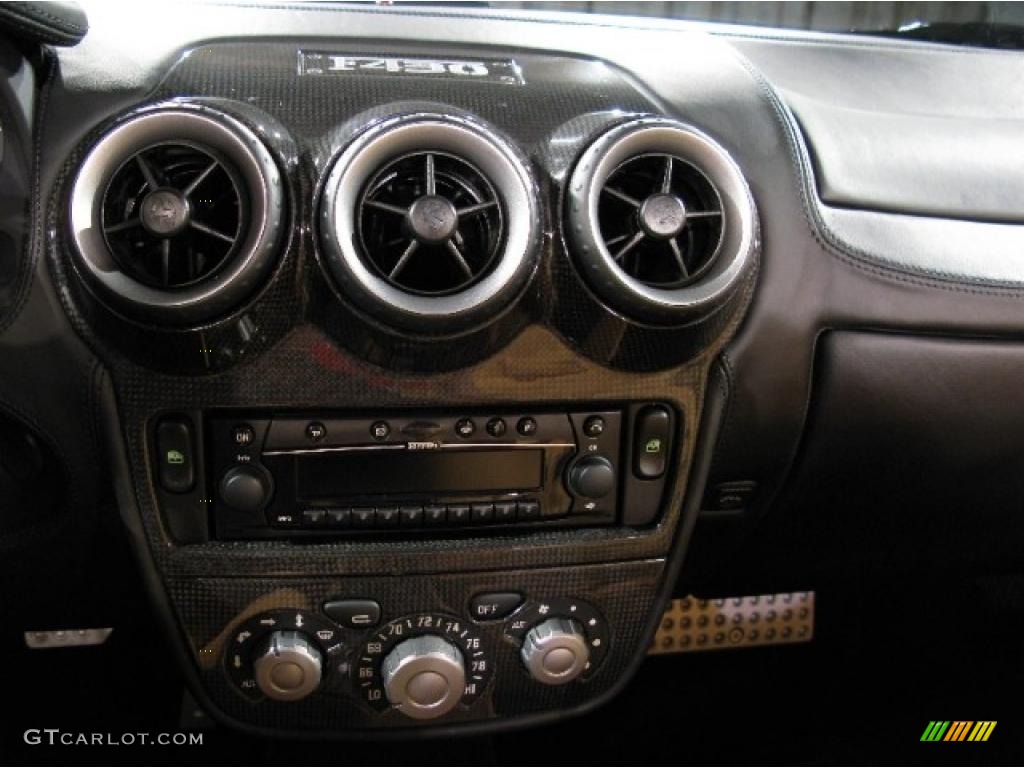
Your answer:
24;628;113;649
649;592;814;654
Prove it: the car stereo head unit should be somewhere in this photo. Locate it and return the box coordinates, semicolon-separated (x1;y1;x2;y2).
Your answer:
199;405;674;539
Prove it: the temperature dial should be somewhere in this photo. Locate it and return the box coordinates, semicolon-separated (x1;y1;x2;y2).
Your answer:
382;635;465;720
356;613;493;718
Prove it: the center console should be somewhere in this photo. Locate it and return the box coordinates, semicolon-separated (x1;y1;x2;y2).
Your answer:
42;20;760;737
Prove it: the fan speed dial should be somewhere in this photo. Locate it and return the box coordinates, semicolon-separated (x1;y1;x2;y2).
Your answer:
504;597;610;683
521;618;590;685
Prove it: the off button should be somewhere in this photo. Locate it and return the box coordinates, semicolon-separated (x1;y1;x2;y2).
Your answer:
469;592;523;621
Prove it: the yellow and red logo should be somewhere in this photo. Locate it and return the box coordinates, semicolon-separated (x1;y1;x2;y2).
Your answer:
921;721;997;742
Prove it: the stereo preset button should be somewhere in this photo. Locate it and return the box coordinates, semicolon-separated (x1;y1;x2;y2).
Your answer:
447;505;471;525
352;508;375;528
305;422;327;442
494;502;517;522
583;416;605;438
156;418;195;493
424;505;446;526
302;509;327;527
376;507;400;527
326;508;351;528
471;503;494;523
470;592;523;621
517;417;538;436
516;501;540;521
323;599;381;629
370;421;390;441
455;418;475;438
486;418;506;437
400;505;424;526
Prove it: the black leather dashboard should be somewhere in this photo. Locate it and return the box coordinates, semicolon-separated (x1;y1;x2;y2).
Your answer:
733;35;1024;223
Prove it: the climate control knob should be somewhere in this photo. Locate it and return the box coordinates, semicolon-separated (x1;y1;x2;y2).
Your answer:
252;630;322;702
521;618;590;685
567;455;615;499
382;635;466;720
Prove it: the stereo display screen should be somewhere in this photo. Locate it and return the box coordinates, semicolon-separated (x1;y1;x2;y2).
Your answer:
296;448;544;498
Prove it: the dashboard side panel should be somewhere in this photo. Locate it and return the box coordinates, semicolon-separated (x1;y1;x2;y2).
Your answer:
700;331;1024;584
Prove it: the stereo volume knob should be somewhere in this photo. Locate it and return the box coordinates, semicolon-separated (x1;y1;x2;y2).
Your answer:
252;631;323;702
567;455;615;499
521;618;590;685
382;635;466;720
219;465;270;512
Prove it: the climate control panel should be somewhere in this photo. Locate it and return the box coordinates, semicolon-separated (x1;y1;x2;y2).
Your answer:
221;594;611;723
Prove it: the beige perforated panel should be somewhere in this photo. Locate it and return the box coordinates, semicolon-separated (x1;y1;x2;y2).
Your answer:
650;592;814;654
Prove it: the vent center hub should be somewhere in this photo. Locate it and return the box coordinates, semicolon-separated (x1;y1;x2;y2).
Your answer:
638;193;686;240
139;189;191;237
406;195;458;244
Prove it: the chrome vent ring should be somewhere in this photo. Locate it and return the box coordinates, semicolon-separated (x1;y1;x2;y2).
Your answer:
319;113;538;334
69;106;285;325
567;119;757;325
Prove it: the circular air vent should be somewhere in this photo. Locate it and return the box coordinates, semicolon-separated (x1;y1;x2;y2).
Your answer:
357;152;504;296
101;143;244;289
319;114;538;333
567;119;756;324
69;106;285;325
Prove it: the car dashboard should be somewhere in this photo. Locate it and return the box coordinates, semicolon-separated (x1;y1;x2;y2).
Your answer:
1;0;1023;751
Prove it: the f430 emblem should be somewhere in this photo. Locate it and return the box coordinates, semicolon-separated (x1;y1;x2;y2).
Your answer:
299;52;524;85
